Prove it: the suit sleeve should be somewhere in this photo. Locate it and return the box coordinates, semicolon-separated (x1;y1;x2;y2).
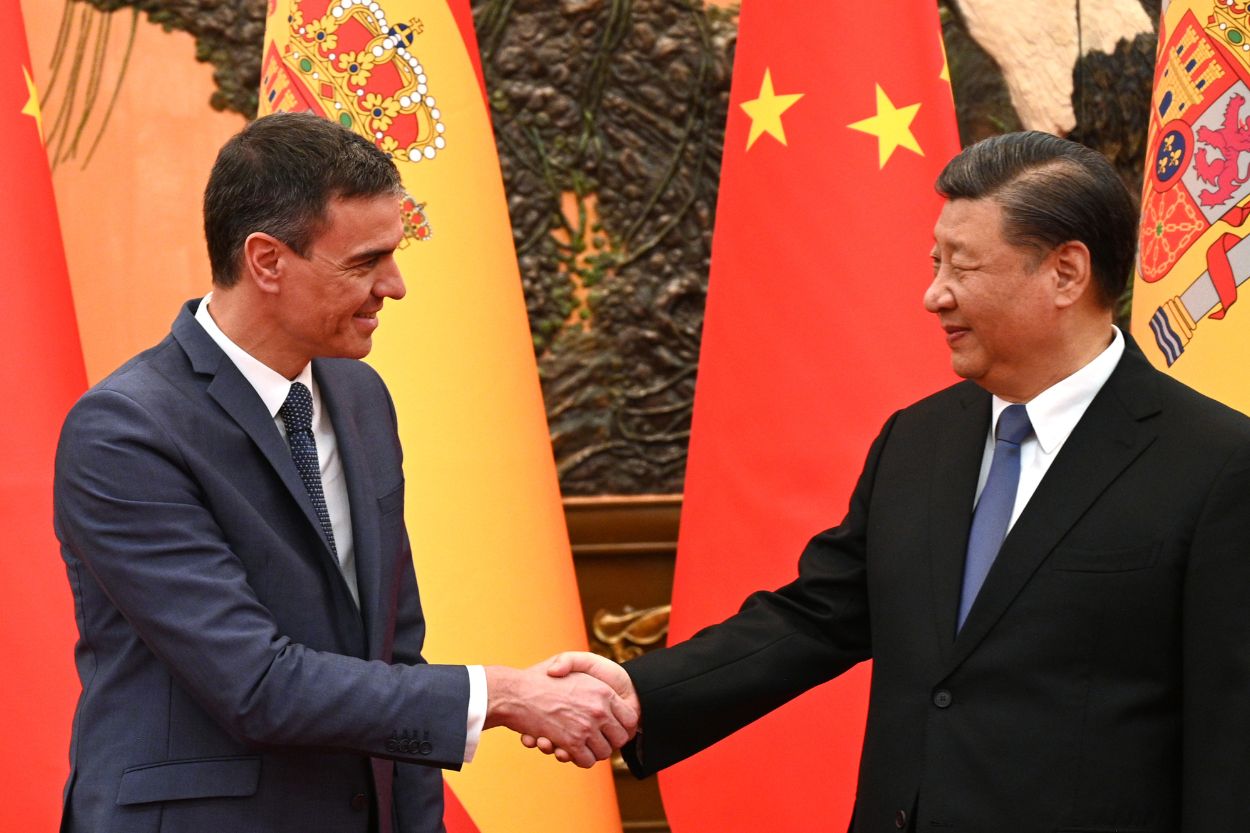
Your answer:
621;412;899;776
390;523;461;826
54;387;470;768
1181;439;1250;825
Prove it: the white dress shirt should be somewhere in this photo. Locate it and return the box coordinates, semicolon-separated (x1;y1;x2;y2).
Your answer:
195;295;485;762
975;326;1126;531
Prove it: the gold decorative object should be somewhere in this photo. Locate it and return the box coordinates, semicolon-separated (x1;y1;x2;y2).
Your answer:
591;604;671;664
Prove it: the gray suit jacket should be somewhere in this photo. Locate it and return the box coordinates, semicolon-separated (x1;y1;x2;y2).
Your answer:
54;301;469;833
624;338;1250;832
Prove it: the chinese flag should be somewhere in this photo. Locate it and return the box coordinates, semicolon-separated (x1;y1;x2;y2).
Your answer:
259;3;620;832
0;1;88;830
660;1;958;829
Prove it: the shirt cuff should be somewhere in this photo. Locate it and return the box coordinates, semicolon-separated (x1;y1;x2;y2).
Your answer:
463;664;487;763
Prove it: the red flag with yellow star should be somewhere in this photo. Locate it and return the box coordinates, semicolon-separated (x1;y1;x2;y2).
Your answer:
1;1;88;830
661;1;958;828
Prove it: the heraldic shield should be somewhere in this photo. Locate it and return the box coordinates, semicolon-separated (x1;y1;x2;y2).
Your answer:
1138;5;1250;368
258;0;437;246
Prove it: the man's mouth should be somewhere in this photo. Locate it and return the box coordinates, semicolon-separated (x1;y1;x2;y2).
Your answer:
354;308;381;332
942;323;970;344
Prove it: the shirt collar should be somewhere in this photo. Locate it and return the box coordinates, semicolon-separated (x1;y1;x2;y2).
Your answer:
990;326;1124;454
194;293;314;419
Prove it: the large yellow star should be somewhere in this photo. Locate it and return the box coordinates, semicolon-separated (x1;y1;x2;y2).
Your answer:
740;68;804;151
21;65;44;143
847;84;923;169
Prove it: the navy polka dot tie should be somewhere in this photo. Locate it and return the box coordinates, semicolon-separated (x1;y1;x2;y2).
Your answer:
279;382;337;556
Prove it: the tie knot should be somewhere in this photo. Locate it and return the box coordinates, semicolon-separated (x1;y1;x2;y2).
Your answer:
280;382;314;432
996;403;1032;445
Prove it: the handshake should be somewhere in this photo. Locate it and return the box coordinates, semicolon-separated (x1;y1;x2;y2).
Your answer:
484;652;638;769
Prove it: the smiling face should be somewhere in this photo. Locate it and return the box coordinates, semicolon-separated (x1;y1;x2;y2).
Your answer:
924;197;1065;402
275;192;407;368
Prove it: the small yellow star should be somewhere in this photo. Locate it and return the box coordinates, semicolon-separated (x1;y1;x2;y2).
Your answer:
847;84;923;169
21;66;44;143
939;36;951;83
740;68;804;151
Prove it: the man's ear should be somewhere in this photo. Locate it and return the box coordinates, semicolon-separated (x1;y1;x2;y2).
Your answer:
1050;240;1093;309
241;232;288;295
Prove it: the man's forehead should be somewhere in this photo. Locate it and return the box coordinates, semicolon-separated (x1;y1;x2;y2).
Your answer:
323;192;403;227
933;197;1004;249
309;192;404;254
325;191;402;214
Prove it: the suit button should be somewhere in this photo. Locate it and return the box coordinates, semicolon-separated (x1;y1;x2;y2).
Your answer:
418;741;433;755
895;809;908;828
385;739;398;752
351;793;368;811
933;689;953;708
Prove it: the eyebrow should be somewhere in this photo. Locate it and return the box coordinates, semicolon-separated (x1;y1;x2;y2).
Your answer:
936;227;982;250
347;245;396;264
933;236;968;252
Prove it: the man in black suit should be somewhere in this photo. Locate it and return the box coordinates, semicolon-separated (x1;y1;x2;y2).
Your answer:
54;112;635;833
533;132;1250;831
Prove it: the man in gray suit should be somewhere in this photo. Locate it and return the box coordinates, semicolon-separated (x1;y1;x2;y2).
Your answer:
53;112;634;833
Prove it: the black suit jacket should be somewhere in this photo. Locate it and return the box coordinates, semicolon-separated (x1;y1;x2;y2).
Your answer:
54;302;468;833
624;339;1250;833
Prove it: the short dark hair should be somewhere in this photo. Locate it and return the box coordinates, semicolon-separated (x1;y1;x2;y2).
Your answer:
935;131;1137;308
203;111;403;287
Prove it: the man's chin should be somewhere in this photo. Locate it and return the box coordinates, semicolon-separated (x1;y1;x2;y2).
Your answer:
947;356;970;378
327;337;373;361
948;356;983;384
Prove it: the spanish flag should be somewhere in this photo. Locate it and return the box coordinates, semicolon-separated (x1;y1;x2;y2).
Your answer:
1133;1;1250;415
258;2;620;831
1;1;88;829
660;1;958;828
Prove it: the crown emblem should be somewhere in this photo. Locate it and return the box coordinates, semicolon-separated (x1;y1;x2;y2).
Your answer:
262;0;446;164
1208;0;1250;69
400;194;432;247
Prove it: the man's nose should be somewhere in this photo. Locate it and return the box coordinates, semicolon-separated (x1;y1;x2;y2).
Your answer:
923;271;952;313
376;257;406;301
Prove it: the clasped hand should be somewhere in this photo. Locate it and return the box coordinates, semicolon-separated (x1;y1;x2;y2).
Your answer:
484;652;639;768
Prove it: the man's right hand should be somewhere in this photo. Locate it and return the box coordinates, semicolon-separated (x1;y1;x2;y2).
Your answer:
483;660;638;768
517;652;640;765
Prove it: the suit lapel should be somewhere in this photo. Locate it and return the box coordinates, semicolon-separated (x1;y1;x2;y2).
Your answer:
173;305;332;551
927;383;992;661
173;304;364;649
945;342;1163;673
316;360;387;658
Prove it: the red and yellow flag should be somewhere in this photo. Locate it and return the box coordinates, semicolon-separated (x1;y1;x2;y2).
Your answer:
1;1;88;829
258;2;620;831
661;1;958;829
1133;1;1250;414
